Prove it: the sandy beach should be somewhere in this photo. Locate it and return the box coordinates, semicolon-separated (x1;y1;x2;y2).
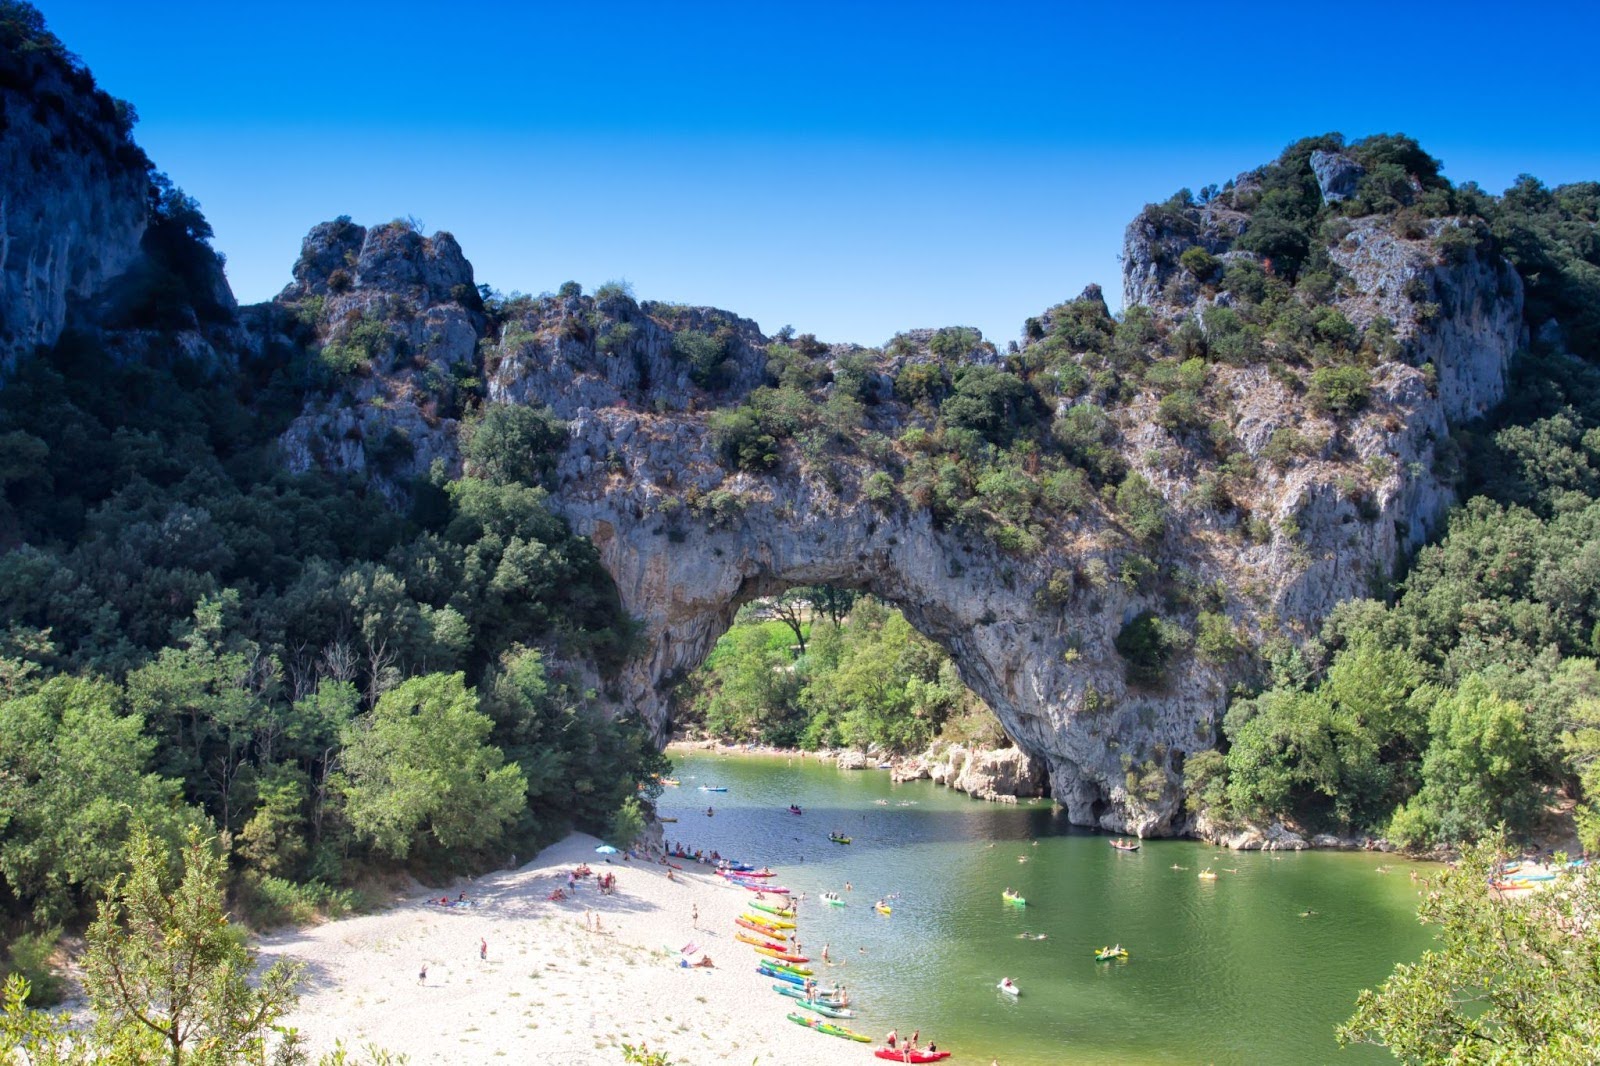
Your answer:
259;833;870;1065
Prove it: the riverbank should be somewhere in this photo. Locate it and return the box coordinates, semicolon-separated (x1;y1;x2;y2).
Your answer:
256;833;852;1065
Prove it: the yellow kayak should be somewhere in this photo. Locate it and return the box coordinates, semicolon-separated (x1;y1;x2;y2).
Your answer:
875;904;892;915
746;912;796;930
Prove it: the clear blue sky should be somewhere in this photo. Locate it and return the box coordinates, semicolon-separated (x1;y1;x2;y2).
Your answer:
39;1;1600;347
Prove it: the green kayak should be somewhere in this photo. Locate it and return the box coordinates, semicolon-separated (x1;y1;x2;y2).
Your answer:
787;1013;871;1041
750;900;797;918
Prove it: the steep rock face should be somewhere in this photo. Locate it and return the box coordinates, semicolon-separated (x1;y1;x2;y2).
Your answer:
0;39;148;370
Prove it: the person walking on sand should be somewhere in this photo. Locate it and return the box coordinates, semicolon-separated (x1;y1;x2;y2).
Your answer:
692;903;699;929
479;938;487;962
418;963;427;985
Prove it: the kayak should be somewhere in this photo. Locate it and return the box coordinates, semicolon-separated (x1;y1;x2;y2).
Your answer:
768;960;816;977
829;835;852;845
735;868;776;878
736;932;789;951
875;903;892;915
773;984;846;1005
740;882;792;894
1110;840;1140;852
997;980;1021;996
761;965;806;987
746;912;796;930
658;817;678;823
736;918;789;939
777;991;855;1019
659;778;680;786
750;901;797;917
823;896;847;906
787;1013;871;1042
874;1051;952;1063
1095;947;1129;961
699;786;728;792
1002;892;1026;906
755;946;810;964
788;807;804;815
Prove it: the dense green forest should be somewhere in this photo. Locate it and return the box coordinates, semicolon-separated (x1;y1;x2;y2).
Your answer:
674;590;1005;753
0;4;665;996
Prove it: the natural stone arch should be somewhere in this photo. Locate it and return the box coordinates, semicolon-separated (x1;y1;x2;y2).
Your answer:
551;415;1203;836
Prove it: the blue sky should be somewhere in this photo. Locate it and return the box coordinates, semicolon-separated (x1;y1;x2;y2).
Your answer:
39;1;1600;347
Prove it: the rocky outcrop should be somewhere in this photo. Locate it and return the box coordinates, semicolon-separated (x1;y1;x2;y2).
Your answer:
1310;150;1364;203
0;35;148;370
274;220;484;501
894;743;1046;801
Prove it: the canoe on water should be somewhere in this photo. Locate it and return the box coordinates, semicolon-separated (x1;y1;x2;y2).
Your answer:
699;785;728;792
829;835;853;845
875;904;893;915
874;1050;952;1063
787;1013;871;1042
1095;947;1129;961
1002;892;1026;906
1110;839;1140;851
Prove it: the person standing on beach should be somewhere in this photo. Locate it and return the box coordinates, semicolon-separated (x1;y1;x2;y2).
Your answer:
479;938;487;962
692;904;699;929
418;964;427;985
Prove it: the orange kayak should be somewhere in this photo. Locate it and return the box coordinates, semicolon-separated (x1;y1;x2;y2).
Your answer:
755;946;810;964
736;917;789;939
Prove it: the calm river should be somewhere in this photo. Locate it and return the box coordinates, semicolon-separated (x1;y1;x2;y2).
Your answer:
658;750;1434;1065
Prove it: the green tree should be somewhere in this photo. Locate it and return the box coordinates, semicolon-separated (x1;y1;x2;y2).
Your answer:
463;403;568;487
337;673;526;859
1388;676;1539;847
1339;839;1600;1062
82;824;303;1065
0;676;188;924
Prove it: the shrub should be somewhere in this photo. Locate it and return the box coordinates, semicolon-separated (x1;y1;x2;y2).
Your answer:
557;280;582;298
672;329;733;390
1157;389;1205;431
1195;611;1241;663
708;406;779;472
594;279;635;302
863;471;895;504
465;403;568;485
237;875;355;931
2;928;65;1007
1114;472;1167;542
1262;427;1314;468
1115;610;1190;687
1309;365;1373;417
1180;245;1223;283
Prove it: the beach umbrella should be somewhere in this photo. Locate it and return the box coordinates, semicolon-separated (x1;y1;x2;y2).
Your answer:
594;844;620;854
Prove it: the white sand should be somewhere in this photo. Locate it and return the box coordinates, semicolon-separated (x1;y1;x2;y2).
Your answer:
259;834;876;1065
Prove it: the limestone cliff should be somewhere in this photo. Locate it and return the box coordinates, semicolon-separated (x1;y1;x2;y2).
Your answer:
0;25;147;370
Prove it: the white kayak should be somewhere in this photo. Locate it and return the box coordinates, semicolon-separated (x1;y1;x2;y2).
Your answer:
997;980;1021;997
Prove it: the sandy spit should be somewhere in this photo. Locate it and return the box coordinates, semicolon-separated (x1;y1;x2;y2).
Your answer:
259;833;883;1065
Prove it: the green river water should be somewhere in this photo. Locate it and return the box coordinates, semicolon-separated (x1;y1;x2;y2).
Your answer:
658;751;1434;1065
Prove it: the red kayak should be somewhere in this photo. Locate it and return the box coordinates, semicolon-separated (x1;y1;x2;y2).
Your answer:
874;1050;950;1063
738;881;791;893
